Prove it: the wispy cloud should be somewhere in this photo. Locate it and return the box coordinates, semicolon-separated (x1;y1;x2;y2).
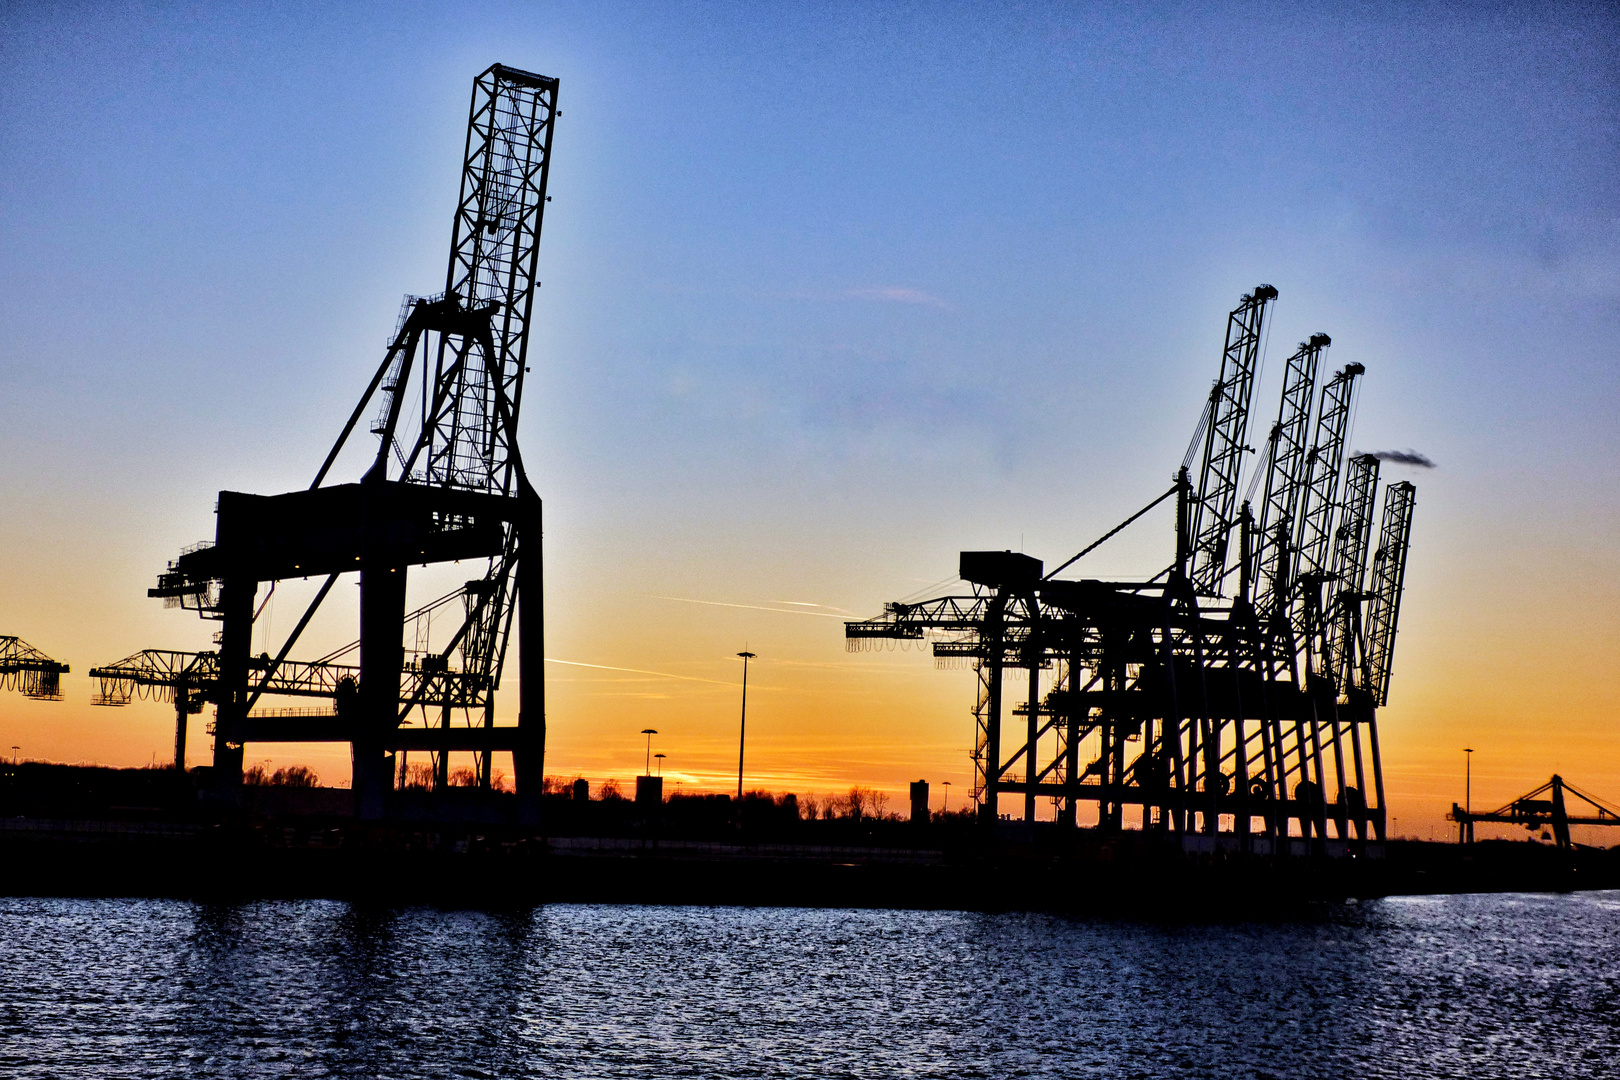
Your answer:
772;600;855;614
847;286;951;309
545;657;737;686
649;595;847;619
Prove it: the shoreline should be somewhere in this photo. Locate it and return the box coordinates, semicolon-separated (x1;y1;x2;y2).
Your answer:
4;814;1615;911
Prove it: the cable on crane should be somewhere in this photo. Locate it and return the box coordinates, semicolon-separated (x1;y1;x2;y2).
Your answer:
1044;484;1179;581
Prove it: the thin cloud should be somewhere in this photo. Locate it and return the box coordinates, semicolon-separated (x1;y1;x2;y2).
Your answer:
545;657;737;687
847;286;951;309
772;600;856;614
649;595;846;619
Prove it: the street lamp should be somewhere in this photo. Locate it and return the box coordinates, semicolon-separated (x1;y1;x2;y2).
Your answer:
736;650;755;801
641;729;658;776
654;752;665;777
1463;747;1474;845
942;780;952;813
1464;748;1474;813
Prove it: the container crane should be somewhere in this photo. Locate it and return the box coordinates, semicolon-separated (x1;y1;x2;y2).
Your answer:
846;286;1419;857
0;637;69;701
104;64;559;821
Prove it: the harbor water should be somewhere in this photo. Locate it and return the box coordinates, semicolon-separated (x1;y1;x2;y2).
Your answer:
1;891;1616;1078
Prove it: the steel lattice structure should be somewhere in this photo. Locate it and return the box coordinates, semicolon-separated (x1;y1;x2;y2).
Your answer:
1449;774;1620;851
96;65;559;819
1324;453;1379;692
1364;481;1416;708
1186;284;1276;597
0;636;69;701
848;286;1419;855
1245;334;1329;628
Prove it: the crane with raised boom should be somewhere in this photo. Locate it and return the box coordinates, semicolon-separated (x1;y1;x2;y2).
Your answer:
847;285;1420;856
94;64;559;821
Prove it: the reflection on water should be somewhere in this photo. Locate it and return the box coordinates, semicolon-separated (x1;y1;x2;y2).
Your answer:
1;892;1616;1077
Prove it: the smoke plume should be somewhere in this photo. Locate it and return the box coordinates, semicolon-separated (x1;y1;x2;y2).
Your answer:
1362;449;1435;468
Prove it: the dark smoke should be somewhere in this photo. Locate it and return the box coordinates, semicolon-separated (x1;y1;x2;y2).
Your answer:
1362;449;1436;468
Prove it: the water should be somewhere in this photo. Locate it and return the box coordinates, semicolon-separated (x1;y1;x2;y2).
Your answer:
1;893;1616;1078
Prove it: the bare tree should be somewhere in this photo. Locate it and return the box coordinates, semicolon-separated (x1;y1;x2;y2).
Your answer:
270;765;319;788
837;786;889;821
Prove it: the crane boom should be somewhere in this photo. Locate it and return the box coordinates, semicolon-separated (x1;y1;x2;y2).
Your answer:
1288;362;1364;641
1324;453;1379;688
1248;335;1330;625
1187;284;1278;596
1364;481;1416;705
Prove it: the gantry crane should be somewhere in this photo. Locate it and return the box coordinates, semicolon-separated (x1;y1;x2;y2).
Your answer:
848;285;1420;855
95;65;559;821
1450;775;1620;851
0;637;69;701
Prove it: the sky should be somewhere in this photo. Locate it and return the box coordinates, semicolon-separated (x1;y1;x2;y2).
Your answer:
1;1;1616;839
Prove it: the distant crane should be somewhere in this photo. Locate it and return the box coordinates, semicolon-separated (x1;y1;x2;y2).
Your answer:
1450;775;1620;851
848;285;1420;855
0;637;69;701
95;64;560;821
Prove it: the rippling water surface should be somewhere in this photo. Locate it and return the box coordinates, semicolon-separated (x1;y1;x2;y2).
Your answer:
2;892;1616;1078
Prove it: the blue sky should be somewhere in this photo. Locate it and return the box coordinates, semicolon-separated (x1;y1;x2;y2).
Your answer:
2;1;1616;825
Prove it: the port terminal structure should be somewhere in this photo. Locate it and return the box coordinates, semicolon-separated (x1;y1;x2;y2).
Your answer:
88;65;558;822
0;637;69;702
1450;776;1620;850
849;286;1419;856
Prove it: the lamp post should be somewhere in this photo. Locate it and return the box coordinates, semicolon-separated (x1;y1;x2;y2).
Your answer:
1463;747;1474;845
641;729;658;776
736;650;755;801
942;780;952;813
654;752;665;777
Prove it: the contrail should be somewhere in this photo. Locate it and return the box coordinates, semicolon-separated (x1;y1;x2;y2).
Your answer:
649;595;846;618
545;658;738;687
1361;449;1436;468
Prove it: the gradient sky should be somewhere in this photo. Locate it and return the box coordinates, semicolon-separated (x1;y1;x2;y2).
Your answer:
2;1;1616;839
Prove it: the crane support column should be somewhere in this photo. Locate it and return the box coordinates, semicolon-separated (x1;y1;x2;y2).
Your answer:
212;574;254;797
515;482;545;825
356;550;407;821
